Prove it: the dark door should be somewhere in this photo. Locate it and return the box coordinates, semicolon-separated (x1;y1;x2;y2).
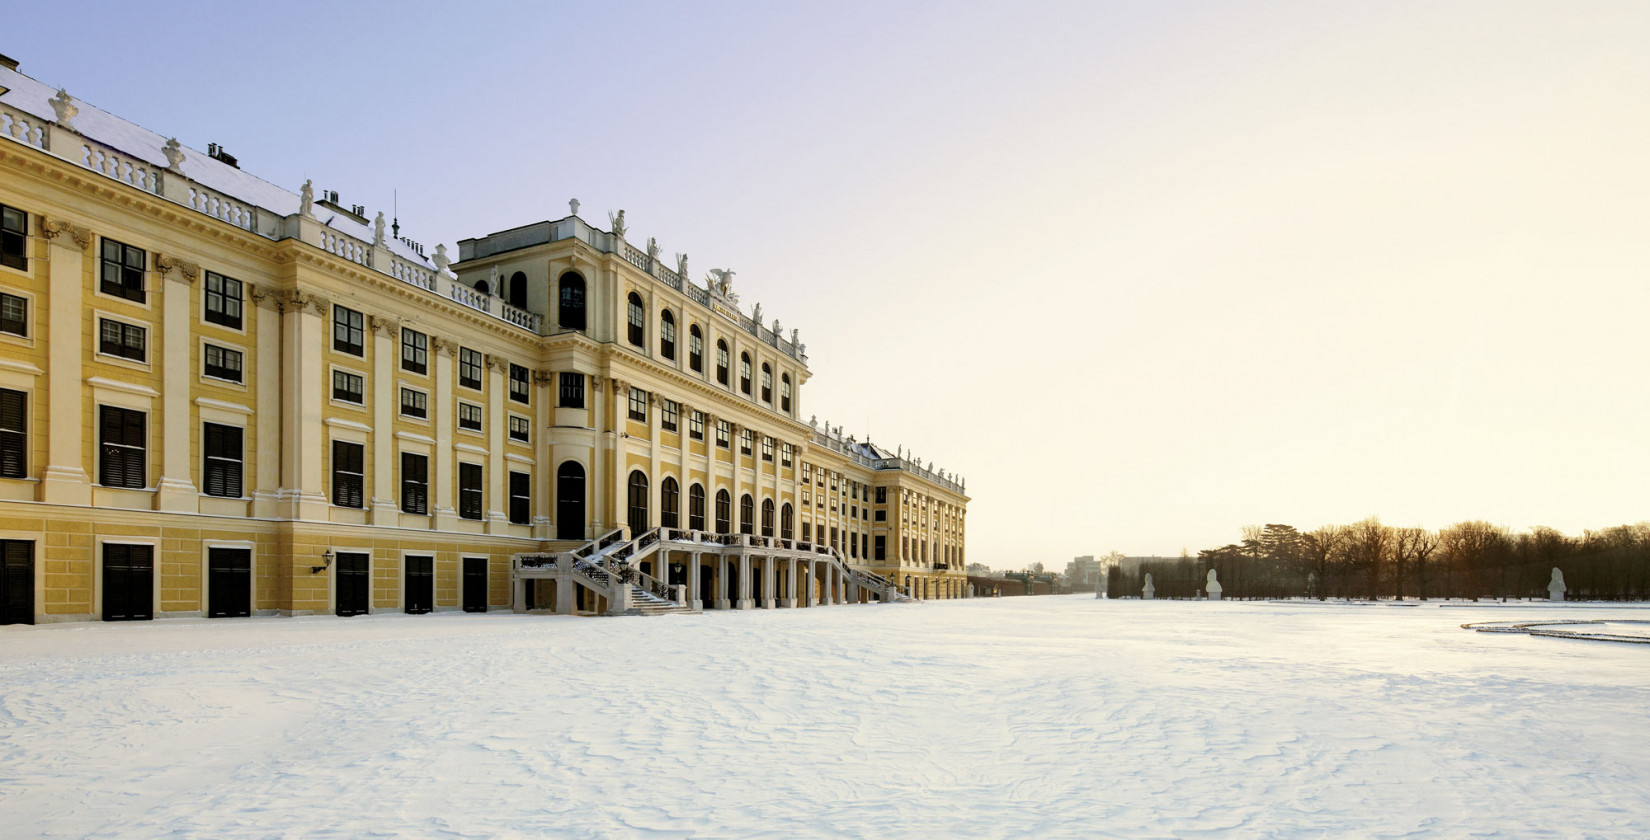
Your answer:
1;539;33;625
207;548;251;618
336;552;369;617
462;557;487;613
556;462;585;540
699;564;715;607
103;544;153;621
405;555;433;614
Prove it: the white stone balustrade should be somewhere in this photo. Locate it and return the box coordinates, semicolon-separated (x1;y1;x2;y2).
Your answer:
0;102;47;149
79;139;161;194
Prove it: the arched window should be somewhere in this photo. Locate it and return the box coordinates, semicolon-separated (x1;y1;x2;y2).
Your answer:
739;353;752;395
689;325;703;372
780;374;792;413
740;494;755;535
508;271;527;309
660;310;676;361
761;498;775;537
474;279;491;296
780;503;794;541
688;483;706;531
716;340;730;386
627;293;645;348
714;489;731;533
627;470;649;530
760;363;772;403
661;476;679;529
559;272;586;331
556;461;585;540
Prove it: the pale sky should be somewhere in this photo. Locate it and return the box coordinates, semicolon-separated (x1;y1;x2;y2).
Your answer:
12;1;1649;564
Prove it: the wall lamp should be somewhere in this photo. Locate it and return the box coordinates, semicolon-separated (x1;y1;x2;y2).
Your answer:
312;550;333;575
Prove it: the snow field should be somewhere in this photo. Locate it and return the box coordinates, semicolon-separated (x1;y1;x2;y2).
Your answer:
2;596;1647;839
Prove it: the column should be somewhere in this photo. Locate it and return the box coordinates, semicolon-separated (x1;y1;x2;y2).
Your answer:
484;354;508;533
368;317;397;524
154;256;198;511
610;379;627;535
737;554;753;610
431;339;458;530
647;391;661;532
688;552;702;610
250;286;281;517
38;219;91;505
532;371;553;539
760;554;775;609
277;290;329;520
781;558;796;607
590;375;605;536
729;423;743;533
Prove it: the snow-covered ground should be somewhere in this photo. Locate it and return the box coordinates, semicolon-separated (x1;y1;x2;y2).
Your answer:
2;596;1647;839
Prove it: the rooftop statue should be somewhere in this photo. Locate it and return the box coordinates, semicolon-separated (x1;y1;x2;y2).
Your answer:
646;237;659;265
753;302;763;323
569;197;579;216
162;138;185;173
373;212;387;247
49;89;77;130
300;180;315;218
432;244;452;275
707;269;739;303
609;209;626;239
676;253;689;279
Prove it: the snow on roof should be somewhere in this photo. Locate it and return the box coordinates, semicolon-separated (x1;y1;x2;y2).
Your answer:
0;64;430;268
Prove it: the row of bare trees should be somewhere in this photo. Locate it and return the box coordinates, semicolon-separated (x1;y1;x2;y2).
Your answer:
1107;521;1650;601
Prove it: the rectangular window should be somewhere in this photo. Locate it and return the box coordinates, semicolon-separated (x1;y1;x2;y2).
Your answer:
781;443;792;468
202;422;243;498
98;405;146;488
332;370;364;404
99;239;145;302
400;388;427;419
509;470;531;525
801;522;812;542
875;509;887;522
875;535;886;561
688;411;704;441
715;420;730;449
802;490;812;505
876;487;887;504
203;271;242;329
830;526;838;551
459;463;483;520
458;347;482;390
509;364;530;404
332;440;364;508
0;292;27;337
203;344;243;383
802;463;811;483
740;429;752;456
401;452;428;514
628;387;647;422
0;204;26;270
0;388;26;478
401;329;428;375
862;534;870;559
333;306;364;356
458;401;483;431
761;436;774;462
558;372;584;408
98;318;146;362
661;399;679;432
508;415;530;443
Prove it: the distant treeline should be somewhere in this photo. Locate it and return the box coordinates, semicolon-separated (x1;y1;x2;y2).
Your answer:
1108;521;1650;601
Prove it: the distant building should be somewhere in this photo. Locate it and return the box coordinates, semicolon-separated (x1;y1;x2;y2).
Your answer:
1066;555;1100;591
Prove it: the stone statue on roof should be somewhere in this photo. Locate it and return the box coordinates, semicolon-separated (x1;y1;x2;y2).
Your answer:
569;198;580;217
790;328;799;347
752;302;763;324
300;180;315;218
433;244;451;274
707;269;739;303
373;212;387;247
162;138;185;173
609;209;626;239
49;89;77;130
646;237;659;266
677;253;689;279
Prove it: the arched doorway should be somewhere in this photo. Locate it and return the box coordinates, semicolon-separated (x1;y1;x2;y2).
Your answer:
660;476;679;529
556;461;585;540
627;470;649;531
558;272;586;330
508;271;527;309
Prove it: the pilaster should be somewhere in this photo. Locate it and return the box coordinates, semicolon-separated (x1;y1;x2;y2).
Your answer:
38;218;92;505
368;316;398;524
484;354;508;533
154;254;200;511
431;338;458;530
532;371;553;538
250;285;281;517
276;289;330;520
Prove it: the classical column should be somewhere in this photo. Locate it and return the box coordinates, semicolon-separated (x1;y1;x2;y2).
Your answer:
431;338;458;530
250;286;281;517
368;316;398;524
484;354;508;533
610;379;627;535
760;554;775;609
647;391;661;532
729;423;743;533
687;552;701;610
277;290;329;520
590;374;605;536
154;255;199;511
532;371;553;539
781;557;796;608
38;218;92;505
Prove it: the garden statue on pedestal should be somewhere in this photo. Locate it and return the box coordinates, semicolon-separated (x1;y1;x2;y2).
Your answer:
1548;567;1566;602
1143;573;1155;600
1205;569;1222;600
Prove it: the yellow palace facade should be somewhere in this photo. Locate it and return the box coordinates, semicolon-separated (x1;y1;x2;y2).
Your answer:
0;58;968;624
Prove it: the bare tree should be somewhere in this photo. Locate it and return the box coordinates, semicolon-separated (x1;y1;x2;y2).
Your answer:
1345;517;1393;600
1303;525;1346;601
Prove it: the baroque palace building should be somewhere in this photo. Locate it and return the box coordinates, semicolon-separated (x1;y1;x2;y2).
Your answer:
0;58;969;625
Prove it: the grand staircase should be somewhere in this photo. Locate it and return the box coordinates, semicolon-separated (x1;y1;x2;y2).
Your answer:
513;526;918;616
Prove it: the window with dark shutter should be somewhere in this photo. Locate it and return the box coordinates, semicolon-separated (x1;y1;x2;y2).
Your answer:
509;364;529;404
458;347;482;390
0;292;25;337
203;344;243;383
0;205;26;271
98;405;146;488
203;272;243;329
459;463;483;520
401;329;428;375
332;370;364;404
98;319;146;361
333;306;364;355
508;471;530;525
202;423;243;498
99;239;146;303
558;372;584;408
0;389;25;479
332;441;364;508
401;452;428;514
